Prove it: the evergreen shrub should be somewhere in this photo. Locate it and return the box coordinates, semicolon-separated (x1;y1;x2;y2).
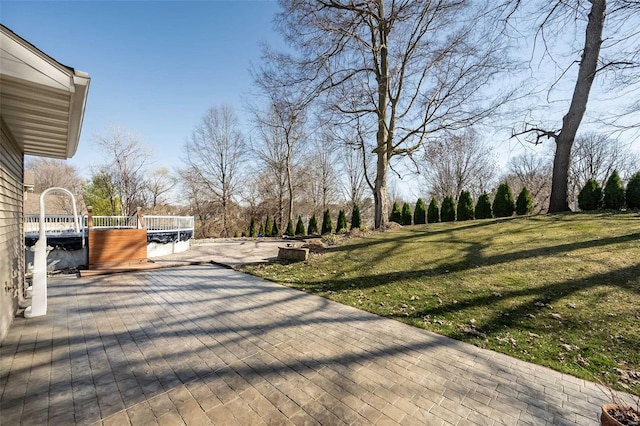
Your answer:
321;209;333;235
427;198;440;223
603;170;625;210
351;205;362;230
456;191;474;221
401;203;412;225
441;196;456;222
308;215;319;235
493;183;515;218
414;198;426;224
285;219;295;236
264;215;273;237
337;210;348;233
475;192;492;219
515;187;534;215
295;216;306;235
578;179;602;211
389;202;402;223
626;172;640;209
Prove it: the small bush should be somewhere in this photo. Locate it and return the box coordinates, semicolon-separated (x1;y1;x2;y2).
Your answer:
441;196;456;222
389;202;402;223
493;182;515;218
271;220;279;237
264;215;273;237
321;209;333;235
336;210;348;233
475;192;492;219
414;198;426;224
249;217;257;238
350;204;362;230
603;170;625;210
626;172;640;209
401;203;412;225
258;224;264;237
295;216;306;236
578;179;602;211
456;191;474;221
285;219;295;236
427;198;440;223
308;215;319;235
515;187;534;215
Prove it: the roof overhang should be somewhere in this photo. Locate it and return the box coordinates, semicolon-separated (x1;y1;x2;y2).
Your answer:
0;25;90;159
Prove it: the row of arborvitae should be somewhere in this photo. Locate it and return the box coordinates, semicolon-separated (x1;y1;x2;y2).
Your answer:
390;184;533;225
578;170;640;211
247;205;364;237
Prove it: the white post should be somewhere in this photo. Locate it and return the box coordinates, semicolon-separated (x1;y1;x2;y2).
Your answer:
25;187;79;318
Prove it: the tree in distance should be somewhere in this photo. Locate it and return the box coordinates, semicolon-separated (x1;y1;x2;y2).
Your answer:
271;220;279;237
321;209;333;235
414;198;427;225
308;215;319;235
493;183;515;218
475;193;492;219
456;191;474;221
603;170;625;210
577;179;603;211
515;187;534;215
336;210;348;233
389;202;402;223
295;216;306;236
627;173;640;209
427;198;440;223
351;204;362;230
441;196;456;222
401;203;412;225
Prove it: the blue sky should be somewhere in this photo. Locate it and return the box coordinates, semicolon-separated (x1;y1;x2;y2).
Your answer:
3;1;638;200
3;0;281;176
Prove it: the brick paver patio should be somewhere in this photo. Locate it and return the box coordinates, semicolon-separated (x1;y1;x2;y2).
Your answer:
0;265;635;425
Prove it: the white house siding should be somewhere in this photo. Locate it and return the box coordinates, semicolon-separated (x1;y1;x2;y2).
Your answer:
0;119;24;343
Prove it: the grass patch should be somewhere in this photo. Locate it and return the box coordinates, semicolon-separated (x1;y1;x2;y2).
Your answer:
240;212;640;395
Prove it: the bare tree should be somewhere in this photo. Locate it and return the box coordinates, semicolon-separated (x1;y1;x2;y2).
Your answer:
24;157;83;213
341;143;368;208
250;96;306;225
506;0;640;212
144;167;175;211
94;126;150;215
306;134;339;213
261;0;513;228
505;152;553;213
183;105;245;238
423;130;497;200
570;132;639;187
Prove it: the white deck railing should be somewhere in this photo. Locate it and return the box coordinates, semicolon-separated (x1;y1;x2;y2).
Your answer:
144;215;195;233
90;215;138;229
24;215;84;235
24;214;194;235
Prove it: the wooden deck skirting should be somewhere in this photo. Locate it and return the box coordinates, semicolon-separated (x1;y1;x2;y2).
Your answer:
88;229;147;269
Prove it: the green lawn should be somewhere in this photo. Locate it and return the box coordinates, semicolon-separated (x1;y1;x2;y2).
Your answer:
241;212;640;395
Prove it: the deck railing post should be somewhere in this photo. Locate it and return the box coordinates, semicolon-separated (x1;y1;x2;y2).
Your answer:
87;206;93;229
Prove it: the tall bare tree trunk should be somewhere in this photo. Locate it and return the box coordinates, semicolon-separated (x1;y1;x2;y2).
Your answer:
374;2;389;229
548;0;605;213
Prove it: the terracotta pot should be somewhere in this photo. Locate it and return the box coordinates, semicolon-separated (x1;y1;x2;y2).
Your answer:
601;403;640;426
601;404;623;426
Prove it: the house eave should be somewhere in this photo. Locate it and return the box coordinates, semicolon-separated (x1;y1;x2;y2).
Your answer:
0;24;90;159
